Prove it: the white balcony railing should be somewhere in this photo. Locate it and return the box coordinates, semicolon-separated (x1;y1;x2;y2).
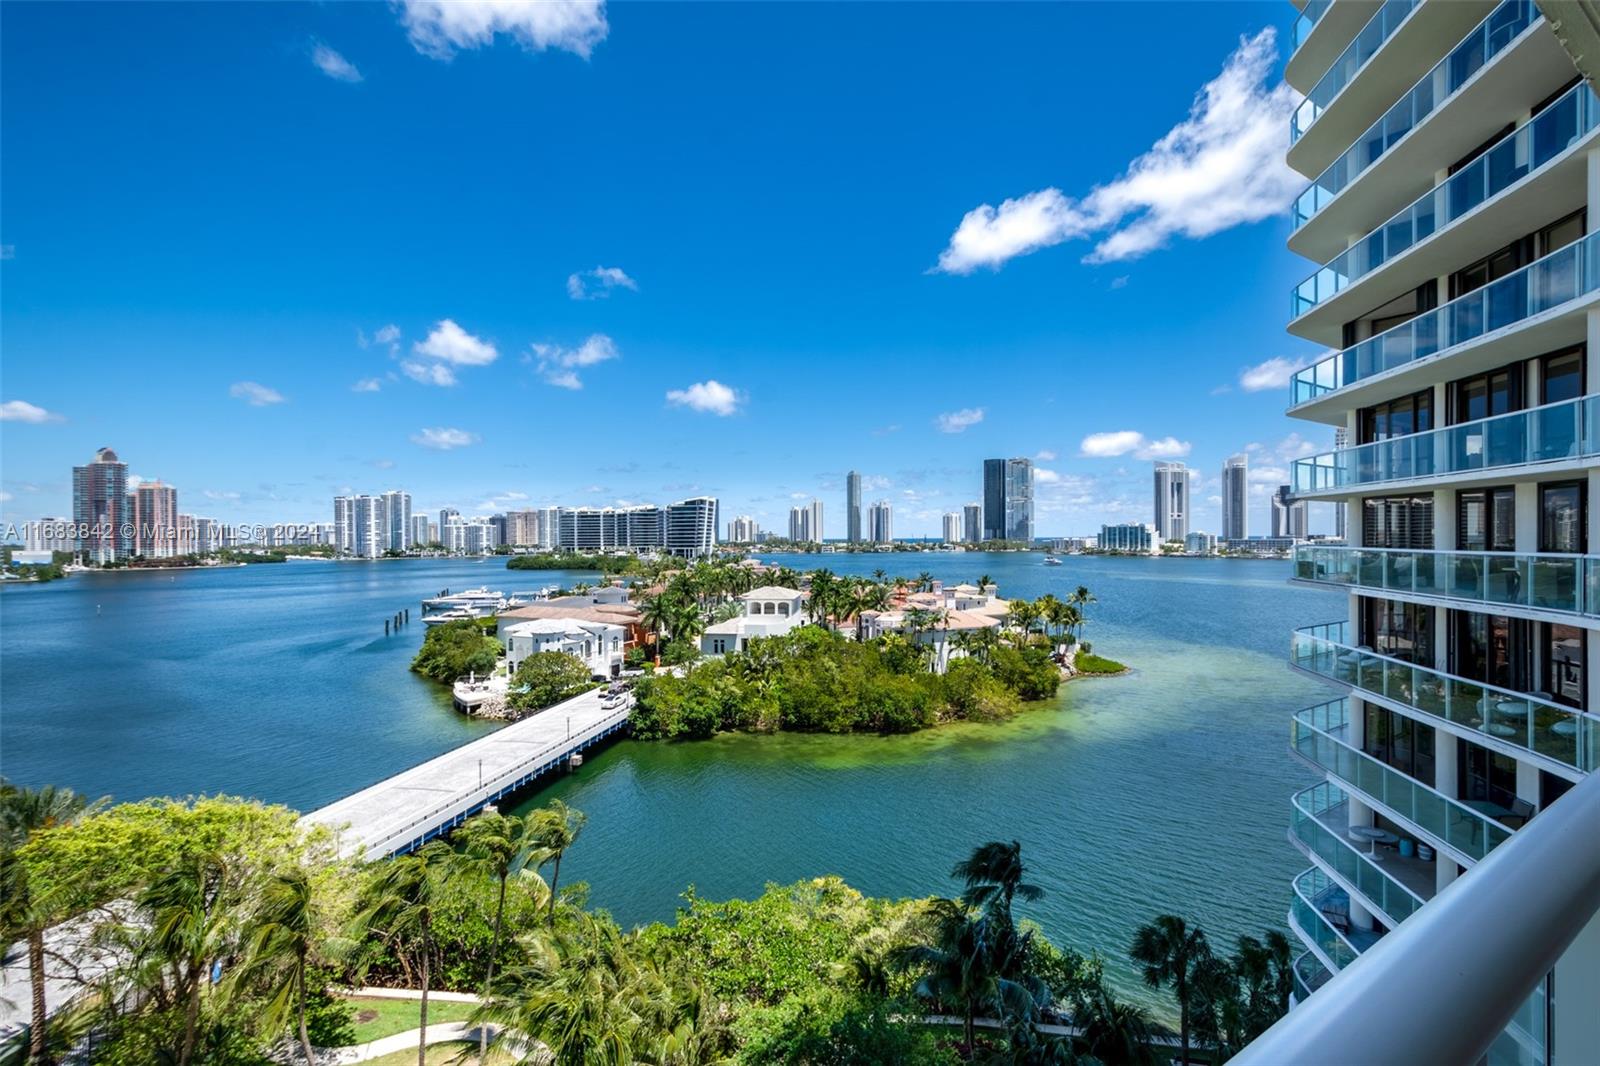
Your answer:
1290;543;1600;619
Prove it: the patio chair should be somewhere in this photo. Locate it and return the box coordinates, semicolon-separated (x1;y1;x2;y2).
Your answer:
1502;797;1536;829
1321;899;1350;934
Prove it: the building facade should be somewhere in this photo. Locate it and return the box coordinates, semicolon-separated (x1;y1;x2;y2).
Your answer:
354;495;388;558
728;515;758;543
846;470;862;543
1271;484;1309;540
131;481;179;558
982;457;1034;542
411;514;432;547
1153;461;1192;543
1221;453;1249;541
72;447;129;563
1184;530;1217;555
1098;522;1157;555
868;500;893;544
1279;4;1598;1059
942;512;962;543
664;497;718;557
962;502;982;544
788;500;823;543
382;490;412;553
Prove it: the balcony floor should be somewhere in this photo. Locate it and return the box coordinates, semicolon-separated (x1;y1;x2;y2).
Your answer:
1315;797;1438;902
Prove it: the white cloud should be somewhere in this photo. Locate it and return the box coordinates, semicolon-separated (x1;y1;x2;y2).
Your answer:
1035;449;1057;461
411;427;479;450
374;324;401;355
229;381;285;406
402;361;457;387
566;266;637;300
934;407;985;434
1079;430;1191;460
0;491;12;502
414;319;497;366
934;28;1299;272
666;380;742;416
1239;352;1322;392
311;42;363;83
398;0;608;60
203;489;242;501
0;400;63;423
1035;468;1061;484
352;378;383;393
530;333;619;389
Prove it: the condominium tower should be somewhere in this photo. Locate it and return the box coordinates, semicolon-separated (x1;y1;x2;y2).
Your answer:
1279;3;1597;1060
72;447;129;563
130;480;179;558
1152;461;1191;542
1270;484;1309;540
941;512;962;543
1221;453;1248;540
962;502;982;544
867;500;893;544
982;458;1034;543
846;470;862;543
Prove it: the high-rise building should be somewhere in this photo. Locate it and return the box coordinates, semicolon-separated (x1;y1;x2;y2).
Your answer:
1152;461;1191;543
439;508;460;535
1099;522;1157;555
333;496;356;556
1271;485;1308;541
382;490;412;552
131;480;179;558
846;471;862;543
787;506;806;542
411;514;432;547
1276;6;1597;1055
982;458;1034;543
539;507;558;550
72;447;129;563
728;515;758;543
788;499;823;542
25;517;76;554
941;512;961;543
665;497;718;557
354;495;388;558
1221;454;1248;541
962;502;982;544
867;499;893;544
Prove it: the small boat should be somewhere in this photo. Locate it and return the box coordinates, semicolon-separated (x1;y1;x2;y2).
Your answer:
1043;556;1063;566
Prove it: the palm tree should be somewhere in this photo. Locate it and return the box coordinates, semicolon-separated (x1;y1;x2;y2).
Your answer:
894;898;994;1053
351;842;452;1066
1262;929;1295;1020
1189;952;1246;1059
531;800;587;924
234;864;321;1066
457;811;545;1063
136;851;240;1066
638;592;673;665
872;568;888;584
1068;586;1096;643
1077;985;1154;1065
1129;915;1210;1066
976;574;993;593
0;781;95;1066
915;571;934;593
951;840;1042;920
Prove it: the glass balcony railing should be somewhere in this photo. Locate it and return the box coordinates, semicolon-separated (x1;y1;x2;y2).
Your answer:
1290;397;1598;494
1292;83;1598;317
1291;0;1335;53
1292;621;1600;773
1291;230;1600;404
1290;544;1600;619
1292;0;1539;229
1292;950;1332;1002
1291;866;1379;971
1292;781;1428;924
1292;698;1514;861
1291;1;1420;144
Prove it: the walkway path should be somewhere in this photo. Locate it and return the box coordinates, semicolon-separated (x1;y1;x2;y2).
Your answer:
302;688;630;858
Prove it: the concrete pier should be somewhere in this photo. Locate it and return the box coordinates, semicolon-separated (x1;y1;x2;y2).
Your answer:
302;686;631;858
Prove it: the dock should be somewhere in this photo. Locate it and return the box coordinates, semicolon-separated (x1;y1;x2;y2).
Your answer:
302;687;631;858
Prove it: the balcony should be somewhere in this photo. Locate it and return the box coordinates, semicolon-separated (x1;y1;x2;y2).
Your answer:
1291;1;1420;145
1291;866;1383;973
1290;543;1599;621
1291;620;1600;774
1292;698;1514;861
1291;781;1432;924
1291;0;1540;231
1290;231;1600;409
1291;0;1336;53
1291;950;1331;1004
1291;82;1598;323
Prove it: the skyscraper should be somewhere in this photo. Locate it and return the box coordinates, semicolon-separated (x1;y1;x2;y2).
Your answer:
982;458;1034;543
72;447;129;563
728;515;758;543
846;471;862;543
1271;485;1307;540
1275;3;1598;1049
410;514;431;547
665;497;718;557
1221;453;1248;541
1152;461;1191;543
333;496;356;555
788;506;806;542
941;512;961;543
382;490;412;552
131;481;179;558
868;500;893;544
354;496;388;558
962;502;982;544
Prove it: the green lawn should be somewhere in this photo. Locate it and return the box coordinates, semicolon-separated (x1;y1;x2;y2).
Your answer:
344;996;479;1043
360;1040;516;1066
1074;652;1128;675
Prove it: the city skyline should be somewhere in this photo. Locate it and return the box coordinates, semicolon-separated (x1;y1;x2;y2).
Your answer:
2;0;1330;538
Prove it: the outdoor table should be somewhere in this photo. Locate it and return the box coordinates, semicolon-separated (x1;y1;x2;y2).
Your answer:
1495;701;1530;719
1349;826;1394;861
1484;723;1517;738
1551;720;1578;737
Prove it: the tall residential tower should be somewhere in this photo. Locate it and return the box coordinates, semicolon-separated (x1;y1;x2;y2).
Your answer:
982;458;1034;543
1221;453;1248;541
1152;461;1191;543
846;470;862;543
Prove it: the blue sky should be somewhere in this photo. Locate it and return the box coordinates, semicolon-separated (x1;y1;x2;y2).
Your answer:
1;1;1334;538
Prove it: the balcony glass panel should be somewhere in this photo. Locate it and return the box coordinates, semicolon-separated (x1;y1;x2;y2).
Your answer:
1291;782;1427;924
1291;545;1596;618
1291;2;1421;144
1292;866;1382;973
1292;698;1514;861
1290;396;1597;493
1291;0;1335;52
1291;950;1332;1002
1292;621;1600;772
1293;231;1600;404
1293;0;1540;230
1292;83;1598;316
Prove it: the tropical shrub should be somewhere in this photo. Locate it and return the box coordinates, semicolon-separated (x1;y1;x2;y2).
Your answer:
507;651;595;712
410;619;500;683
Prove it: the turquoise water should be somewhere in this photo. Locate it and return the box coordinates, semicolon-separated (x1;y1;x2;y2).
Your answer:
0;552;1340;1009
